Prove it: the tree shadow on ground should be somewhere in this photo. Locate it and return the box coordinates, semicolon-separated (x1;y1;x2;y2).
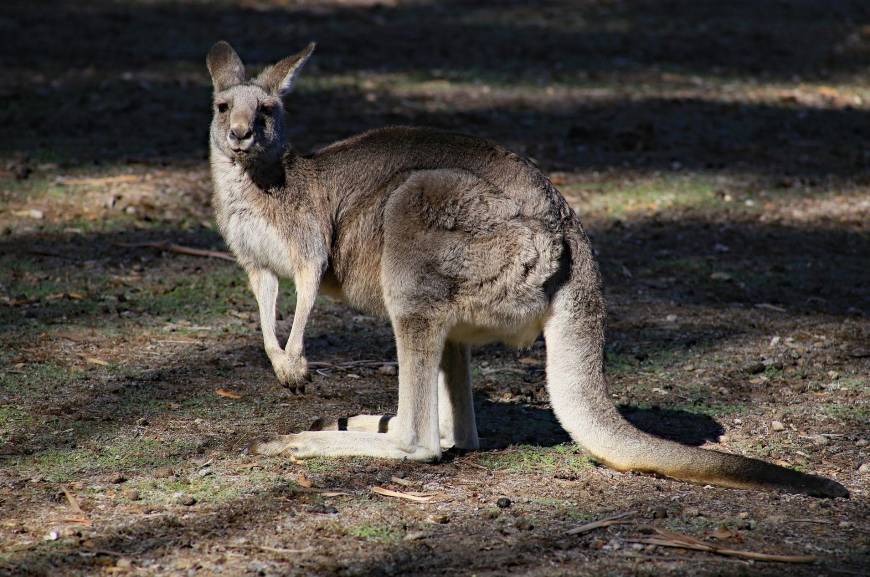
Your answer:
2;0;868;178
474;397;723;449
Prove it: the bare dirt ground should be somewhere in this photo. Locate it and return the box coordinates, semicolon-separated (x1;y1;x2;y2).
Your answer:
1;1;868;575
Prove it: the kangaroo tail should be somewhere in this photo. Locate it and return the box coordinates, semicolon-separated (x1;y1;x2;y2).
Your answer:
543;234;848;498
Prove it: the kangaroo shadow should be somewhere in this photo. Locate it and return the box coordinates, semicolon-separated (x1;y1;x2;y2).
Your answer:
473;395;724;450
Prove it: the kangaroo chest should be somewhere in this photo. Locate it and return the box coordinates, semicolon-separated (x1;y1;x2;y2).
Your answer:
222;204;296;277
212;165;296;277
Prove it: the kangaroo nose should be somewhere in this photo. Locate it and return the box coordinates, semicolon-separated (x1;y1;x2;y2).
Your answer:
228;125;253;150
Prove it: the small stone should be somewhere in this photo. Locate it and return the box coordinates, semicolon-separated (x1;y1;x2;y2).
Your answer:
496;497;512;509
514;517;534;531
769;336;781;347
738;511;750;519
44;530;60;541
856;439;868;447
710;271;732;281
665;314;678;323
683;507;701;518
427;514;449;524
123;489;141;501
839;521;852;528
403;530;428;541
378;364;397;376
858;463;870;474
173;492;196;506
115;558;133;570
771;421;785;432
111;472;127;484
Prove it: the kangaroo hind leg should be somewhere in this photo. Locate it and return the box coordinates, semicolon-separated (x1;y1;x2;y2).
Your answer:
439;341;478;450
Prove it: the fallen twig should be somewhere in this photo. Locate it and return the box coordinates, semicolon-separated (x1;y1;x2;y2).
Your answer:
625;528;816;564
371;486;442;503
115;241;235;262
567;511;636;535
229;544;313;555
62;487;92;527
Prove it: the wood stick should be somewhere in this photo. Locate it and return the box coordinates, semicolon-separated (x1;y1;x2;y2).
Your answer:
567;511;636;535
115;241;235;262
623;529;817;564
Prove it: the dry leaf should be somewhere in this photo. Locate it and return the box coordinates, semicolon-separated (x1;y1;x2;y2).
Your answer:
215;388;242;400
711;526;737;540
297;473;314;488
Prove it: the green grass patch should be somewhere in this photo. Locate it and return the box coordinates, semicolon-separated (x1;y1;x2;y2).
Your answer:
569;175;725;218
12;436;198;483
478;444;594;475
348;523;400;543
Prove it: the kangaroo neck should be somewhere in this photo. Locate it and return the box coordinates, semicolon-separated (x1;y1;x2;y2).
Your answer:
241;147;291;192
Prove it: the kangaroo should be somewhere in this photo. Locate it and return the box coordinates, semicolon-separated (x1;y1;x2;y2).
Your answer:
206;40;847;498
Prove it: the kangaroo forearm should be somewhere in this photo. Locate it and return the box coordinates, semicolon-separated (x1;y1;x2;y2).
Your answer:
248;268;281;355
285;267;320;358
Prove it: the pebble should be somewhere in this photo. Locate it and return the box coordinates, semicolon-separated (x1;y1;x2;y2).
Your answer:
378;364;397;376
858;463;870;474
771;421;785;432
856;439;868;447
839;521;852;528
665;314;678;323
496;497;512;509
427;514;449;524
173;493;196;506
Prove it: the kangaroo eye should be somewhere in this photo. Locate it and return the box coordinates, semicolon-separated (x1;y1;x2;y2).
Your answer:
216;102;229;113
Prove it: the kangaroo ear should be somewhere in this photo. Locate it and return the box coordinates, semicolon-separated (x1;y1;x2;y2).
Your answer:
207;41;246;92
257;42;316;98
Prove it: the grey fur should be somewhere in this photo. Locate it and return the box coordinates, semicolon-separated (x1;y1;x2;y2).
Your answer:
206;42;848;498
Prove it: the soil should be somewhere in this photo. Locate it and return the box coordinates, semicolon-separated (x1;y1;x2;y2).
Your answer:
0;1;868;576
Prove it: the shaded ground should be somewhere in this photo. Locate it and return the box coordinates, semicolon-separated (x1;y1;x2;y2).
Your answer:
1;1;868;576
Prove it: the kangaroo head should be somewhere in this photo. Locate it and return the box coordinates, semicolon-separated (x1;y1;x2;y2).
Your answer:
206;41;315;167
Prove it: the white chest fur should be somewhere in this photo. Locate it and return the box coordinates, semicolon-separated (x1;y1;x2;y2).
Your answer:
211;159;296;278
